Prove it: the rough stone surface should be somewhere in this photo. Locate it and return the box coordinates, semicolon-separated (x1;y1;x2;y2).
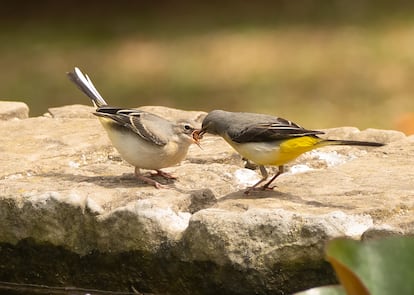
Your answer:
0;100;29;120
47;104;96;118
1;104;413;294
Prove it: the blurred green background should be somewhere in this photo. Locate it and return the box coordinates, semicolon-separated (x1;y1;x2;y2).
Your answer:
1;0;414;132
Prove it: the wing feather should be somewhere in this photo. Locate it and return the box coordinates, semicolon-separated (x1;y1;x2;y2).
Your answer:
230;117;324;143
94;108;169;146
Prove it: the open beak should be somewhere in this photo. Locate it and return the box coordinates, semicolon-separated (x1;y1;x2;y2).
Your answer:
191;129;206;147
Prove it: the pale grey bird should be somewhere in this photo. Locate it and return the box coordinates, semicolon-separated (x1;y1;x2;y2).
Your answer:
68;67;198;188
195;110;384;193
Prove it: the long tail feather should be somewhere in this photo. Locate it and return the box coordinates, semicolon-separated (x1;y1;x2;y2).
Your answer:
321;139;384;147
67;67;107;108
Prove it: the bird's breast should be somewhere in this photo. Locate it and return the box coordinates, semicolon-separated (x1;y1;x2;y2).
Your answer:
99;119;189;170
226;136;321;166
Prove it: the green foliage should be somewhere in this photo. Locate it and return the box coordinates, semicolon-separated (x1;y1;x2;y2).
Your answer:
296;236;414;295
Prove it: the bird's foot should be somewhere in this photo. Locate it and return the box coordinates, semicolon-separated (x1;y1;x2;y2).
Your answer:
244;185;277;195
152;169;177;180
134;168;168;189
135;174;167;189
262;184;278;191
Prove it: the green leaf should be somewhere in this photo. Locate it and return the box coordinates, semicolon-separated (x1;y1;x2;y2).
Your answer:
295;285;346;295
326;236;414;295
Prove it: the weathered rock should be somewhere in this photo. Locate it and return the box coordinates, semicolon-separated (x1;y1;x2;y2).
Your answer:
1;104;414;295
0;100;29;120
138;105;207;123
361;225;404;241
47;104;96;118
46;104;207;123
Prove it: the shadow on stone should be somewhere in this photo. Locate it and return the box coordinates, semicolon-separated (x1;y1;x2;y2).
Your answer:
218;190;354;210
0;238;337;295
37;172;177;189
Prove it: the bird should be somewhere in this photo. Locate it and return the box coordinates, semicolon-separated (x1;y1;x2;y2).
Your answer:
194;109;384;194
67;67;198;188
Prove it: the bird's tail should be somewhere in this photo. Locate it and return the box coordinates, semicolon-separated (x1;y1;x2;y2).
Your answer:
67;67;108;108
319;139;385;147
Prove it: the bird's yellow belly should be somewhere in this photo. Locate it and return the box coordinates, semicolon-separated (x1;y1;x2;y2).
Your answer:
228;136;321;166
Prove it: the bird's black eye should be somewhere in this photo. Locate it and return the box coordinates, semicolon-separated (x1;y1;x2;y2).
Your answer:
184;124;192;130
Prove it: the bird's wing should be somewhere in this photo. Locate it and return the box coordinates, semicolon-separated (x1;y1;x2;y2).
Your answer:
229;117;324;143
95;107;169;146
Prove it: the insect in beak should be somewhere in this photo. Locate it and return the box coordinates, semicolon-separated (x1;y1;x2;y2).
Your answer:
191;129;205;148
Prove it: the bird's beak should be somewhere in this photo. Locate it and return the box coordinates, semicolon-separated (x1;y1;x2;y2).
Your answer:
191;128;206;147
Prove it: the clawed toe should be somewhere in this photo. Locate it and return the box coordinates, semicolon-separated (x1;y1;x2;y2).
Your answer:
134;167;170;188
152;170;177;180
244;185;277;194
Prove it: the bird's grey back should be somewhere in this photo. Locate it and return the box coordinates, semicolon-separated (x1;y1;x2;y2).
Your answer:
137;112;176;144
203;110;322;142
203;110;290;134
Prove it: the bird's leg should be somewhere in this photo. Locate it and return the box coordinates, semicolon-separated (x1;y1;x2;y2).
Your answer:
134;167;166;189
262;165;285;190
243;158;258;170
152;169;177;180
244;165;268;194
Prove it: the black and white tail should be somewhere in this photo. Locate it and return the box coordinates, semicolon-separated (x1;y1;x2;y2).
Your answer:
67;67;107;108
320;139;384;147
